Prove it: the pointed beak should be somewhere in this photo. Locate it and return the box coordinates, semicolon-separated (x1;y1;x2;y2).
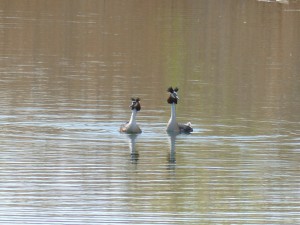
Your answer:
129;101;135;108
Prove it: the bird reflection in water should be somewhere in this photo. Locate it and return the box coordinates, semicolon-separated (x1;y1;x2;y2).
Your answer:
126;134;140;163
167;132;178;166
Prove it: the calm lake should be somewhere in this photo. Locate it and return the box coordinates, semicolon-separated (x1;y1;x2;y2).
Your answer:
0;0;299;224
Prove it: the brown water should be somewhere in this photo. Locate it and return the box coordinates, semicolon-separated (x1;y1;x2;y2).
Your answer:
0;0;299;224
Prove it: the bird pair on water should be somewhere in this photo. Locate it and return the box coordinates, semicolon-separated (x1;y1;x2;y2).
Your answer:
120;87;193;134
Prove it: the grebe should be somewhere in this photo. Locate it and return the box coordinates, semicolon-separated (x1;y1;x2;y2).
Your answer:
166;87;193;134
120;98;142;134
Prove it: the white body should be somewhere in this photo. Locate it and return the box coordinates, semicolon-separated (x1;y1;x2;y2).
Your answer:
120;109;142;133
166;87;193;134
166;103;193;134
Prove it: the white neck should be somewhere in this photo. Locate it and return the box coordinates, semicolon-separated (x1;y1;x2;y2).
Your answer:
170;103;177;122
167;103;179;132
128;109;137;126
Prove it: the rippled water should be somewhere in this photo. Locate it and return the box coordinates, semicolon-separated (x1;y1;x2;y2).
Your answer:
0;0;299;224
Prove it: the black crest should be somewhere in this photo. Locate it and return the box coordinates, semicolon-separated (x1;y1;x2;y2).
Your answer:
167;87;174;93
167;86;179;104
167;86;179;93
130;97;141;111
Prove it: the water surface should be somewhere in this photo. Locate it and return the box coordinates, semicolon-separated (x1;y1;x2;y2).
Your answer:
0;0;299;224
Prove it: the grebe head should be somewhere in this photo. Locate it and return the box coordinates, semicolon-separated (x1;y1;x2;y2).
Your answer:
130;97;141;111
167;87;179;104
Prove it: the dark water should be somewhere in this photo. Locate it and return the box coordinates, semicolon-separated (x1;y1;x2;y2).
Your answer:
0;0;299;224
